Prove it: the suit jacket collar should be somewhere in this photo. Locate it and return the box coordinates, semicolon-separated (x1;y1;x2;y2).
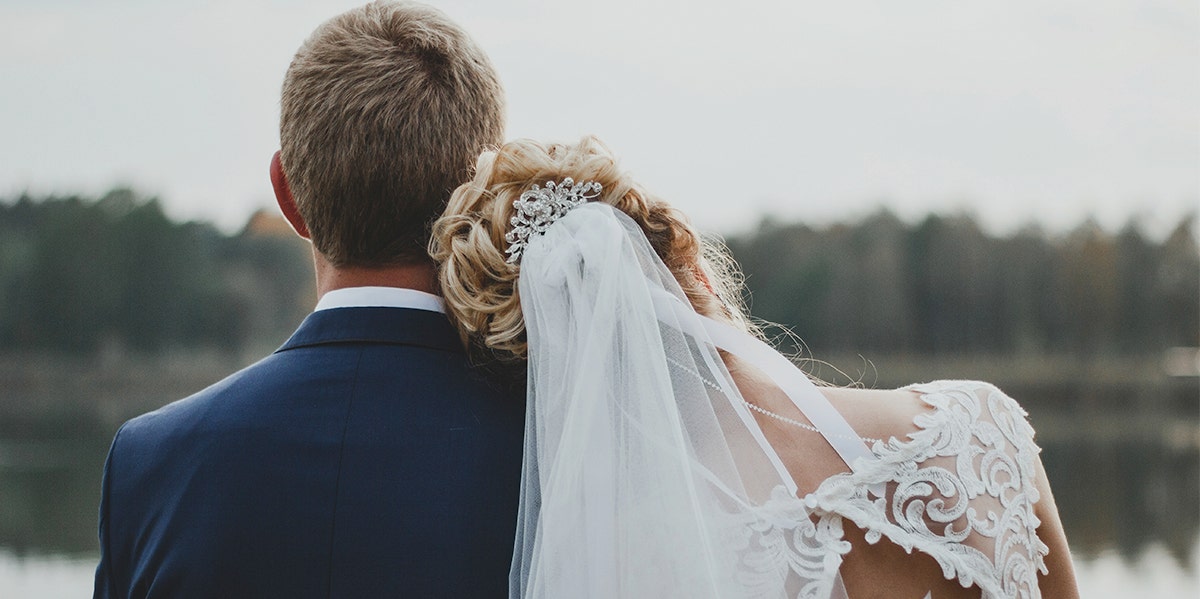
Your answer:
276;307;463;354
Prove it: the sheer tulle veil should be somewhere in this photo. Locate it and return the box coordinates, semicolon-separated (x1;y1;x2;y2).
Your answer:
509;201;859;599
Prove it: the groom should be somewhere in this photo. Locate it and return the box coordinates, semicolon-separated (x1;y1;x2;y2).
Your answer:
94;2;524;597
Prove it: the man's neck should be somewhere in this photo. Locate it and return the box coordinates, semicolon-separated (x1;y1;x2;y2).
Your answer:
313;251;439;298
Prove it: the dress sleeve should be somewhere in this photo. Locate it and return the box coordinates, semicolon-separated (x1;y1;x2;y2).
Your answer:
890;381;1050;596
806;380;1050;599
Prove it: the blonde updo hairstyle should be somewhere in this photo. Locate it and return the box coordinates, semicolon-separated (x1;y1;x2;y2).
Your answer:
430;136;754;364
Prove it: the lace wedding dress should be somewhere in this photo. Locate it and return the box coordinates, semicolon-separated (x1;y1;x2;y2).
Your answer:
741;379;1049;599
508;200;1050;599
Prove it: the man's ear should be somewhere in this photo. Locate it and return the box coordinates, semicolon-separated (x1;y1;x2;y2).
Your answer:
270;150;310;239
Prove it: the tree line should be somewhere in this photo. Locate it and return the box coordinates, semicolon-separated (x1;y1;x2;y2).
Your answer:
0;188;1195;357
725;210;1198;356
0;189;311;356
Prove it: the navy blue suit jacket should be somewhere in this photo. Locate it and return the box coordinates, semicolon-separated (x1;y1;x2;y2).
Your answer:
94;307;526;598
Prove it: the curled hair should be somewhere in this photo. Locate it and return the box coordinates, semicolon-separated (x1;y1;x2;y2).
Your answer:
430;136;756;364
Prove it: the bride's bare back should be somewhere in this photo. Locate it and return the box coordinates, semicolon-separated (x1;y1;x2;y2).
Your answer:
732;365;1079;599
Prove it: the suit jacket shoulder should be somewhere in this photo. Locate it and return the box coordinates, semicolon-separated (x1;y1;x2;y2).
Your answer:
95;307;526;599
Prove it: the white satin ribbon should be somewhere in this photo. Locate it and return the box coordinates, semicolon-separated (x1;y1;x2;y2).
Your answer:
651;290;877;474
699;315;878;471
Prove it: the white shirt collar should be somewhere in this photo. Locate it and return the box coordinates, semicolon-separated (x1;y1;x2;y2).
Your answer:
313;286;446;314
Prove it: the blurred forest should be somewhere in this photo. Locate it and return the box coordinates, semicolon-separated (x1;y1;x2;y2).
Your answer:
728;210;1199;357
0;189;312;358
0;188;1196;361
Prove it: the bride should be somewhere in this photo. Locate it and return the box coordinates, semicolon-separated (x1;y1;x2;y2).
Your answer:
429;136;1080;599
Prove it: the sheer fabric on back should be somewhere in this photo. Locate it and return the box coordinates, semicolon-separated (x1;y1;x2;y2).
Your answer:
511;203;852;599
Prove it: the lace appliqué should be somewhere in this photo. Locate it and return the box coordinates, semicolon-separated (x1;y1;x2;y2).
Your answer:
805;381;1050;599
732;381;1049;599
727;486;851;599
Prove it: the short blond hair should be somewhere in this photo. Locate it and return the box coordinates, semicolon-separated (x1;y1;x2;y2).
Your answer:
430;137;754;364
281;1;505;266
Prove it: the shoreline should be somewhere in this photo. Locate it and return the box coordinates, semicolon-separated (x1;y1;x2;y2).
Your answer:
0;351;1195;443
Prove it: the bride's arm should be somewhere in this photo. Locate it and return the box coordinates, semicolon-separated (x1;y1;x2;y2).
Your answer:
1033;455;1080;598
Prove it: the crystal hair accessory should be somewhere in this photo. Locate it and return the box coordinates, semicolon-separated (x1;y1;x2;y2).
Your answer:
504;177;602;264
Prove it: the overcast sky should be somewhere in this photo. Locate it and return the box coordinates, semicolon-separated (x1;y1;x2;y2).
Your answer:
1;0;1196;238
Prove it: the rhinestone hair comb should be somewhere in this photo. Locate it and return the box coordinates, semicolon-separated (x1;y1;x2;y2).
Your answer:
504;177;603;264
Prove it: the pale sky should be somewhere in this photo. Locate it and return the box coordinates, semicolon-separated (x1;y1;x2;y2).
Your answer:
1;0;1197;238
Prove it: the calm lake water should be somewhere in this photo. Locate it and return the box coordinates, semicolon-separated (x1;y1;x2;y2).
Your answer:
0;377;1196;597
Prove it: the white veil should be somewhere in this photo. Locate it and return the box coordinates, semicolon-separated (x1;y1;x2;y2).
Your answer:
510;202;873;599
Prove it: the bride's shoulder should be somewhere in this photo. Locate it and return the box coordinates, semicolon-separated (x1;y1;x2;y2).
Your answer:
820;380;1031;445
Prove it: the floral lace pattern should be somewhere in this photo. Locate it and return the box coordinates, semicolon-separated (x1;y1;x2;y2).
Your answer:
727;485;851;599
735;380;1049;599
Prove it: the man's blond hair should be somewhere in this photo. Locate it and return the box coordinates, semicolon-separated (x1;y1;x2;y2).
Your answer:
280;1;505;266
